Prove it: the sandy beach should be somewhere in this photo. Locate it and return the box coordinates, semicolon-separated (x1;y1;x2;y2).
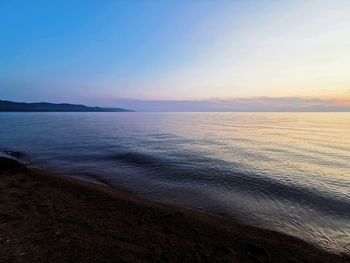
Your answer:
0;156;348;263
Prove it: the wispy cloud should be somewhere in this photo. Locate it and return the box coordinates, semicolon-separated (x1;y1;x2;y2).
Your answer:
108;97;350;112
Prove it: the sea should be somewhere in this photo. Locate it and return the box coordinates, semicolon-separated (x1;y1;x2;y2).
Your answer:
0;112;349;253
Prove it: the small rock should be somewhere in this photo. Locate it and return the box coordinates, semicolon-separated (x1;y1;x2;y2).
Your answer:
0;157;27;173
247;243;268;257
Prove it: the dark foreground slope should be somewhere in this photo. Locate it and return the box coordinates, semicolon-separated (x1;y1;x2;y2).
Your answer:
0;157;348;263
0;100;132;112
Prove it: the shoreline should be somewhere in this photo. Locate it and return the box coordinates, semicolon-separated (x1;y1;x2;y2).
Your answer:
0;156;349;262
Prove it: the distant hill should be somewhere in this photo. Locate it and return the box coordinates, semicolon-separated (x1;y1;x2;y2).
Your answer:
0;100;133;112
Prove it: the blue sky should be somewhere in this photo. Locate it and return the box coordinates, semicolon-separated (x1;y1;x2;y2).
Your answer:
1;0;350;111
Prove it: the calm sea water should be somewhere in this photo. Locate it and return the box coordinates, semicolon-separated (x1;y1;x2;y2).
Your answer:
0;112;349;252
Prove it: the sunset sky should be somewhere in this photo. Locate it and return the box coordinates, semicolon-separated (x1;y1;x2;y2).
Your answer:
1;0;349;111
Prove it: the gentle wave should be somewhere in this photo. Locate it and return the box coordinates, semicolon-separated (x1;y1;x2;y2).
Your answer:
0;112;349;252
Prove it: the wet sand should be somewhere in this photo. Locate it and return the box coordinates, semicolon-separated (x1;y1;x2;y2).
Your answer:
0;157;349;263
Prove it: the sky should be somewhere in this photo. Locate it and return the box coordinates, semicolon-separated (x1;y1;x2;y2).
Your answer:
1;0;350;111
